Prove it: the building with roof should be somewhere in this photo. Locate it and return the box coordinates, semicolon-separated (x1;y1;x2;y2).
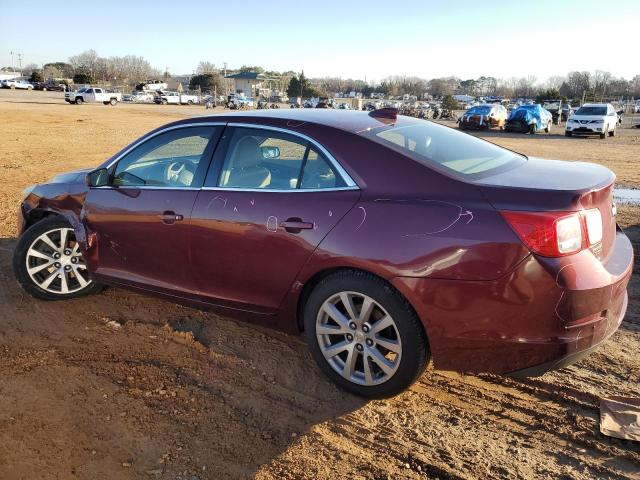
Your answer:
225;71;264;97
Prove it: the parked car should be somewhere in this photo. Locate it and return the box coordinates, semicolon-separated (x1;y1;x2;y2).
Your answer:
12;109;632;398
155;91;199;105
33;82;66;92
561;103;575;121
505;104;553;133
458;104;508;130
65;87;122;105
565;103;618;139
542;100;563;124
1;79;33;90
135;80;168;91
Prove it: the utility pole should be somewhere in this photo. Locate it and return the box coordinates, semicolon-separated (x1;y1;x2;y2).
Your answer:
10;51;14;73
17;53;23;75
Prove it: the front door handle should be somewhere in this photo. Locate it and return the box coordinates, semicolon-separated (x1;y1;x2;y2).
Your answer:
159;211;184;224
281;217;314;233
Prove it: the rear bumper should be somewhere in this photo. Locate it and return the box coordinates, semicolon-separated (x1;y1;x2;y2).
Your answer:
391;230;633;375
507;292;627;377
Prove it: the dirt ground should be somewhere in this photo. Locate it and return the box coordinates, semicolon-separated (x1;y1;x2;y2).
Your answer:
0;89;638;480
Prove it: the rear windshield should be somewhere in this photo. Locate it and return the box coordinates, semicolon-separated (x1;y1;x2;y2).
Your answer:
575;106;606;116
362;121;525;178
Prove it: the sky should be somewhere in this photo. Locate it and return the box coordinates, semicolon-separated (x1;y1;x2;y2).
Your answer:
0;0;637;83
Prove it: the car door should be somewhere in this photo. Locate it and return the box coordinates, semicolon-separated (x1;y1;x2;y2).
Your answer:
82;123;223;292
188;125;360;314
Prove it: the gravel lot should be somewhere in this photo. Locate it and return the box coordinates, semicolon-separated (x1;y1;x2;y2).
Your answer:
0;89;638;480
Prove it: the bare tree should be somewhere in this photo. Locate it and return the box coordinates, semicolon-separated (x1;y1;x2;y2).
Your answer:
197;61;217;74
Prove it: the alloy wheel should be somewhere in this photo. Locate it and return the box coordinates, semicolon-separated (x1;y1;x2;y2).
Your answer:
25;227;91;294
316;291;402;386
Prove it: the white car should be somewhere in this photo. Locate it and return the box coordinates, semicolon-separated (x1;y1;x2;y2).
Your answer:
565;103;618;139
1;79;33;90
65;87;122;105
154;91;200;105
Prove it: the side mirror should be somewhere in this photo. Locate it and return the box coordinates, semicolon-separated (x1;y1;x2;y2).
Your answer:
261;146;280;159
86;168;109;187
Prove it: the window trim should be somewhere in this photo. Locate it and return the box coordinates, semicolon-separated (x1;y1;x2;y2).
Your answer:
97;121;359;193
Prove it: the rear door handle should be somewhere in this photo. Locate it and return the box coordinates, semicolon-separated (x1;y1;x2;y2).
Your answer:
281;218;314;233
159;211;183;224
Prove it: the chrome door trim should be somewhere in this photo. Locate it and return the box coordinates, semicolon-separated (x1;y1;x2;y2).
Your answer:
104;122;227;170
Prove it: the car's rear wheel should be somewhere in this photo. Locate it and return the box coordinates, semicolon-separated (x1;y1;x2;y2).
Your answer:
529;123;536;134
600;127;607;139
75;97;83;105
545;121;551;133
609;126;616;137
110;98;117;106
304;271;429;398
13;217;102;301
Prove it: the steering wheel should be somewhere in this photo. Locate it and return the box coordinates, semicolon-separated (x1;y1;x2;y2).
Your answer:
165;161;186;184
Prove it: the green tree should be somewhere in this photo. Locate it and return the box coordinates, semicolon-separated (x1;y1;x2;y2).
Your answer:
286;72;319;98
29;70;43;83
441;95;459;111
189;73;224;93
73;72;93;84
535;88;562;104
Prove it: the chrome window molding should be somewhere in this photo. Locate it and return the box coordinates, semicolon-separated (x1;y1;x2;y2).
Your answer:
104;122;226;169
200;186;359;193
227;122;359;188
97;120;361;193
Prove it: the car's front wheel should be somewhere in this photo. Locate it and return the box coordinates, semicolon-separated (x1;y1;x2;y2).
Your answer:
13;217;102;300
304;271;429;398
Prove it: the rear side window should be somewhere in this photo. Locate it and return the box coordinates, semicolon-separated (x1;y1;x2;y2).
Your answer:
364;121;524;178
215;127;347;190
300;147;341;189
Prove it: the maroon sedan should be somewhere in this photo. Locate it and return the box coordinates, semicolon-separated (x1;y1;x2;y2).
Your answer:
13;109;633;398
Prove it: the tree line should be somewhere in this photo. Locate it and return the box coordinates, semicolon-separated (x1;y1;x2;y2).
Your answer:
3;50;639;100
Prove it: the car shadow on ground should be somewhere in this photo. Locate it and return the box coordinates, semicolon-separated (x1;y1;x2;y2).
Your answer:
0;237;369;478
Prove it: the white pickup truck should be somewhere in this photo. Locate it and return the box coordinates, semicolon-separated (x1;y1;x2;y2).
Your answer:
65;87;122;105
154;91;199;105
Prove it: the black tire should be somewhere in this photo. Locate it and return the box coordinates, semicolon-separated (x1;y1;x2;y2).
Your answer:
187;100;194;105
565;131;572;137
545;121;551;133
528;123;536;134
303;270;429;398
110;98;117;106
600;127;607;139
609;126;616;137
13;217;103;301
75;97;83;105
161;99;168;105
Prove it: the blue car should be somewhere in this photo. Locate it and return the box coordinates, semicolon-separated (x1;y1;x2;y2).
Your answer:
505;104;553;134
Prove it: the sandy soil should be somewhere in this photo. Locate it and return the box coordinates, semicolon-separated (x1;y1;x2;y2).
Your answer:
0;90;638;480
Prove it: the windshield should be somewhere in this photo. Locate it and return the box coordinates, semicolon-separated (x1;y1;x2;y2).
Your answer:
543;101;560;109
575;106;607;116
467;106;491;115
363;120;525;179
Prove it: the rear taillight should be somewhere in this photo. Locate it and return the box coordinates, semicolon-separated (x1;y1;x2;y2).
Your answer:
501;208;602;257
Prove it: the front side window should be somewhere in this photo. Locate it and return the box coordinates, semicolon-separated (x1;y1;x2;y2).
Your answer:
113;126;217;188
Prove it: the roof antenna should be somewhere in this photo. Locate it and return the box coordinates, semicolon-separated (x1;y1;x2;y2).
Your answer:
369;107;397;120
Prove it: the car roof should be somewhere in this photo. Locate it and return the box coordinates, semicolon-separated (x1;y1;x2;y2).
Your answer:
178;109;418;134
582;103;608;107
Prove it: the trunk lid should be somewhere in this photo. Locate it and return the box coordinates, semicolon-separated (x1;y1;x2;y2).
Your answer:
476;157;616;260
